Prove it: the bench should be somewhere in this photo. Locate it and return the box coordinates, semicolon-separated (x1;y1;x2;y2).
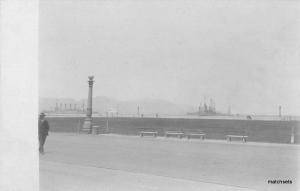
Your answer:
226;135;248;142
165;131;184;138
139;131;158;137
186;133;206;140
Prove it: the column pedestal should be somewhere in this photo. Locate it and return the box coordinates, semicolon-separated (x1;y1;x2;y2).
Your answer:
82;118;92;133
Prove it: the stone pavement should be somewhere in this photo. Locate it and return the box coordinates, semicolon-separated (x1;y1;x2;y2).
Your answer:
40;133;300;191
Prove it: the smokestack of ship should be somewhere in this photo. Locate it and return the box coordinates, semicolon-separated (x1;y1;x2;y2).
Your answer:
279;105;282;117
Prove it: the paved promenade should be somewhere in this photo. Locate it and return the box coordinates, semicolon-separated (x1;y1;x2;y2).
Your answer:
40;133;299;191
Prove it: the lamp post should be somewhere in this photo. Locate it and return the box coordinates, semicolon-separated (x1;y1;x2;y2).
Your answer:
82;76;94;133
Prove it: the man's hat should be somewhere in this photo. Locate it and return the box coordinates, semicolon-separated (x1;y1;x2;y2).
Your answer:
39;112;46;117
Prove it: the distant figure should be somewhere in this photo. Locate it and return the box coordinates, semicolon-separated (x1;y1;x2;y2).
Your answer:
39;113;50;154
246;115;252;120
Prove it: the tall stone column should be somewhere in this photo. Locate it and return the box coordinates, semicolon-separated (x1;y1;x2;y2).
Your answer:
82;76;94;133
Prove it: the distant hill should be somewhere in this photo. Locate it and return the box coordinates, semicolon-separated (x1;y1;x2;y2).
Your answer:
39;96;195;116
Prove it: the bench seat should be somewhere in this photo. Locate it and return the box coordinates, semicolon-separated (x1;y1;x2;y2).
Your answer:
186;133;206;140
226;135;248;142
139;131;158;137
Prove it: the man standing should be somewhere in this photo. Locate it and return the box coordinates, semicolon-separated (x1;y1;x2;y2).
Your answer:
38;113;49;154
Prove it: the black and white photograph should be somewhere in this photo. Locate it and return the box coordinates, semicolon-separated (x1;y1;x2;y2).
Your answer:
1;0;299;191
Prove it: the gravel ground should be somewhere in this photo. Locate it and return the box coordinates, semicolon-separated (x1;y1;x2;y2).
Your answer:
40;133;300;191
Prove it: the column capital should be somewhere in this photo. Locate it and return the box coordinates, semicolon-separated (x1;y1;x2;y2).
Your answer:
88;76;94;87
88;76;94;81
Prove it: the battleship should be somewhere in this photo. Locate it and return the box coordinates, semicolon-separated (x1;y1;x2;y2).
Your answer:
187;98;228;116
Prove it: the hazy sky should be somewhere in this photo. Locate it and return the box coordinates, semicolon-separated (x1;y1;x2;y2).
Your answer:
39;0;300;115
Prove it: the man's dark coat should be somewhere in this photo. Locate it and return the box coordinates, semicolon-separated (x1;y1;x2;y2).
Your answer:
39;119;49;136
